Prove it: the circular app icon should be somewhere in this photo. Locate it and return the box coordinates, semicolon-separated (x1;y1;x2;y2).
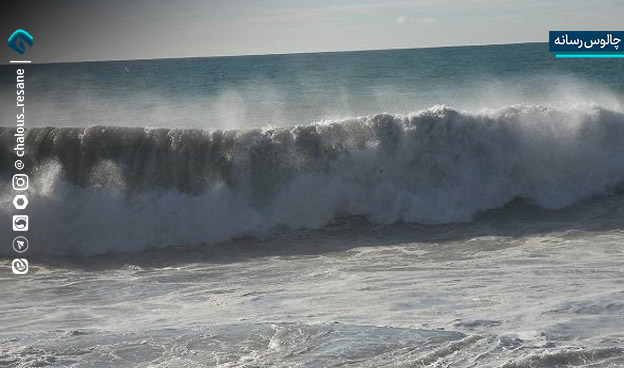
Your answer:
13;236;29;253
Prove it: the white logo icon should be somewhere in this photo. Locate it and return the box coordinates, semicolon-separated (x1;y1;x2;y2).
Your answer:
11;258;28;274
12;174;29;191
12;215;28;231
13;194;28;210
13;236;29;253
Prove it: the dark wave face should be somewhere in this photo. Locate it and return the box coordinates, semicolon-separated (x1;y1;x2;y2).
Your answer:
2;104;624;256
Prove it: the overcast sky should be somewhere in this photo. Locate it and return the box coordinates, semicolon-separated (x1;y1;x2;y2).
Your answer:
1;0;623;63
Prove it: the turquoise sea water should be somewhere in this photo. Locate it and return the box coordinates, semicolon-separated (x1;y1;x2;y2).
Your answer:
1;42;623;129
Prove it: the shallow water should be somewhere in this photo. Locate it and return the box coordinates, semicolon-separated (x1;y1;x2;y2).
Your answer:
3;196;624;367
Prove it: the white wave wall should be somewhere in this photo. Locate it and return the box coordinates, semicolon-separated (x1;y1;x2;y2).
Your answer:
1;104;624;256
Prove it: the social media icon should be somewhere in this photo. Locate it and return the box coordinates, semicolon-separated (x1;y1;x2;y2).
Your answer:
13;194;28;210
12;174;28;191
13;215;28;231
8;29;34;55
11;258;28;274
13;236;29;253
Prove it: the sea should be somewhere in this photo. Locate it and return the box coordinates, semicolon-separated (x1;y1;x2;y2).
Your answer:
1;42;624;367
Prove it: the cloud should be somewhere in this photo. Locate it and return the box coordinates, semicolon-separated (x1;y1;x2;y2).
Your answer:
396;15;438;25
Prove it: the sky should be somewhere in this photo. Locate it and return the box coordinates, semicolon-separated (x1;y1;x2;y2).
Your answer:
1;0;623;63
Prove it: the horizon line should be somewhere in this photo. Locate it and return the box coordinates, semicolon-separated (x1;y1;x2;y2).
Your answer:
1;40;546;66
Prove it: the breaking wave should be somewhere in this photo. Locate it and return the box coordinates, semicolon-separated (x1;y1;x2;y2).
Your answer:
2;104;624;256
